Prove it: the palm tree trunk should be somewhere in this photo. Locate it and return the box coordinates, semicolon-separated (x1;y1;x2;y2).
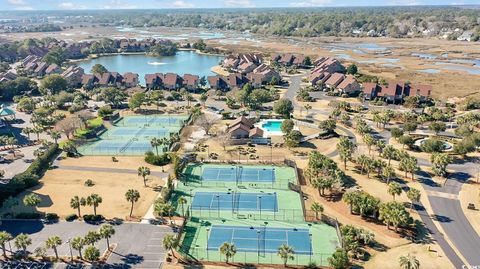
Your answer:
2;245;6;258
78;207;81;217
130;201;134;217
143;176;147;187
79;249;83;260
106;238;110;250
93;206;97;216
54;247;58;259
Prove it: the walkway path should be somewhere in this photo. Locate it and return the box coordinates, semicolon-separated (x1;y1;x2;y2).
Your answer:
56;165;169;179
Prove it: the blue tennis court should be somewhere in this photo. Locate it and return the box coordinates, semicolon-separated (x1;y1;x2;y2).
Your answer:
207;225;312;254
202;166;275;183
191;191;277;212
122;116;185;126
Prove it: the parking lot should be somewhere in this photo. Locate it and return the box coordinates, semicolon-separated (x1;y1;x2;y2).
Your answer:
0;220;174;269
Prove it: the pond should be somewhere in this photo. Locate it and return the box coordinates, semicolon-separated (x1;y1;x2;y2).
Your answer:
76;51;224;85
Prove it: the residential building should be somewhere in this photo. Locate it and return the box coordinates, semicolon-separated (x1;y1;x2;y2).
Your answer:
207;75;228;91
122;72;139;88
145;73;164;89
324;73;345;89
336;75;361;94
61;66;84;88
163;73;182;90
183;74;200;91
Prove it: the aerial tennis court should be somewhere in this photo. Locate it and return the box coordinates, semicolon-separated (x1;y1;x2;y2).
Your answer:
191;191;278;212
207;225;312;254
78;114;189;156
202;166;275;183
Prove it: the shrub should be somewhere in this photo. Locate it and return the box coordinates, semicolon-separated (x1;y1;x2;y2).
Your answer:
421;139;446;153
65;214;78;221
83;214;104;222
45;213;59;221
145;151;171;166
15;212;41;219
84;179;94;187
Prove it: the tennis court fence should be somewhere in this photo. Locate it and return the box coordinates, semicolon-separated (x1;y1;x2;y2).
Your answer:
184;180;294;190
188;207;323;223
186;246;331;266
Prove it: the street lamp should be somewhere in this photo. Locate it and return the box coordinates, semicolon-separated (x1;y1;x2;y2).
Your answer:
257;230;261;262
67;239;73;262
206;227;210;260
216;195;220;218
309;233;312;263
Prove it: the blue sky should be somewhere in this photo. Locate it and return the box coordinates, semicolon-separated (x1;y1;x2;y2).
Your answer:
0;0;478;10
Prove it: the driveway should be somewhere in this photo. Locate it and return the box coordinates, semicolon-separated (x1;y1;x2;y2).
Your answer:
0;220;174;268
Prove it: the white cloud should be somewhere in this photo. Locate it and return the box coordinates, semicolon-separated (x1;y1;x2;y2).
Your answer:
103;0;137;9
290;0;332;7
171;0;194;8
224;0;254;7
7;0;26;5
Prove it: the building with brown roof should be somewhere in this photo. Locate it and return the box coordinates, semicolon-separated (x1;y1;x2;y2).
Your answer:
336;75;360;94
45;64;60;75
208;75;228;91
183;74;200;91
62;66;84;88
122;72;139;88
324;73;345;89
163;73;182;90
249;127;264;138
361;82;379;100
145;73;164;89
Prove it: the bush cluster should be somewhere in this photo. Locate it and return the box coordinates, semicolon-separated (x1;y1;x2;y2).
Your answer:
65;214;78;221
144;151;171;166
83;214;104;222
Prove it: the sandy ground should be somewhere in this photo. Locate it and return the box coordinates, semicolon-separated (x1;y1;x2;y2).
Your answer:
2;156;167;219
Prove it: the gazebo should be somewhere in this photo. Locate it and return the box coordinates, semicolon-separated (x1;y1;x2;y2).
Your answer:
0;105;16;120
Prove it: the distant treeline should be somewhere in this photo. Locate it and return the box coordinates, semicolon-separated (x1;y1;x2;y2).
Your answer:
9;7;479;40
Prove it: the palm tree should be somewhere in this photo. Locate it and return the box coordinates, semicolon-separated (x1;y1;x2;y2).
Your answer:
137;166;151;187
178;197;187;217
99;224;115;250
125;189;140;217
277;244;295;267
219;242;236;264
399;254;420;269
22;127;32;140
49;131;61;144
363;134;375;155
86;194;102;216
45;236;62;260
33;126;43;141
310;202;324;220
162;234;177;258
23;193;41;212
382;165;396;184
0;231;13;258
382;145;397;165
6;137;17;156
337;137;356;170
84;231;101;246
70;196;86;217
150;138;161;156
387;182;402;201
406;188;421;212
304;104;312;116
70;236;85;259
14;233;32;254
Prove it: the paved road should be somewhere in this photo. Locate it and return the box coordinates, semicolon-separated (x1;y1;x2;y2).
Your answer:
54;165;169;179
0;220;174;268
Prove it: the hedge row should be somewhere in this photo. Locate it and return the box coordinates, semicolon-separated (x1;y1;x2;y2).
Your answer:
0;144;60;203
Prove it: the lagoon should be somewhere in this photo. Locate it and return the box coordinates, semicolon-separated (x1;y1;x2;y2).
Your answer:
76;51;224;85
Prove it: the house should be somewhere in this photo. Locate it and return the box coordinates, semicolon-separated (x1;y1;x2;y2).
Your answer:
145;73;164;89
122;72;139;88
249;127;264;138
237;62;257;74
292;54;306;67
278;54;294;66
377;82;405;103
313;57;345;73
324;73;345;89
45;64;60;75
98;72;123;87
81;74;97;89
207;75;228;91
34;62;49;77
246;64;281;87
227;116;254;139
361;83;379;100
308;72;331;86
183;74;200;91
336;75;361;94
163;73;182;90
226;73;245;89
408;84;432;101
61;66;84;88
0;71;17;82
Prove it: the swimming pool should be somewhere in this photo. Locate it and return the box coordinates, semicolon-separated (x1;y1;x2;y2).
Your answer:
261;120;283;132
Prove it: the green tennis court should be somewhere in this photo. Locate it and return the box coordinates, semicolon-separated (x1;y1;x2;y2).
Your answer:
78;114;189;156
